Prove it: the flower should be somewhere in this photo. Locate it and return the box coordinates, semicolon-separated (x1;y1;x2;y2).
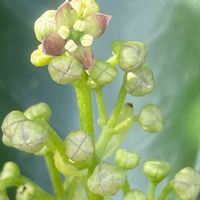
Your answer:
31;0;111;79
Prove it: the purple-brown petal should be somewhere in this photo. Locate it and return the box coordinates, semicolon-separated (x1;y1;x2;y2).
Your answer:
84;13;112;38
56;1;78;28
42;33;66;56
73;46;94;70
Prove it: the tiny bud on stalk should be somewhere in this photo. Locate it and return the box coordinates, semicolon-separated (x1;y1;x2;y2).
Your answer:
1;162;20;180
87;163;126;196
115;149;140;170
139;104;163;133
123;189;147;200
65;130;94;169
143;160;171;183
173;167;200;200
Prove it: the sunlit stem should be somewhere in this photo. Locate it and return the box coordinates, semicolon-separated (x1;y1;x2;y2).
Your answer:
96;88;107;126
158;182;173;200
148;182;157;200
45;152;64;199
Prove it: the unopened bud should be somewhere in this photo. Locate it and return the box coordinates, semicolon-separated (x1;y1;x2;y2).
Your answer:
89;60;117;87
115;149;140;170
48;54;83;84
125;66;155;96
1;162;20;180
30;45;52;67
65;130;94;169
87;163;126;196
1;111;48;153
119;41;147;71
34;10;57;42
139;104;163;133
123;189;147;200
143;160;171;183
24;102;51;121
173;167;200;200
16;183;35;200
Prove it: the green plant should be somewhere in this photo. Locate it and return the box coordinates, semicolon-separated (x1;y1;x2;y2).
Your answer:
0;0;200;200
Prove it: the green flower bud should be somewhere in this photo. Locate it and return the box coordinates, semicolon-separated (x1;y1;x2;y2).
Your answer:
173;167;200;200
123;189;147;200
34;10;57;42
24;102;51;121
143;160;171;183
119;41;147;71
16;183;35;200
30;45;53;67
125;66;155;96
65;130;94;169
1;162;20;180
1;111;48;153
139;104;163;133
115;149;140;170
112;40;125;55
48;54;83;85
87;163;126;196
89;60;117;87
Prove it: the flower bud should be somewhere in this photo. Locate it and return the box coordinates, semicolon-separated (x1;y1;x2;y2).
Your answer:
30;45;53;67
139;104;163;133
123;189;147;200
89;60;117;87
65;130;94;169
1;111;48;153
118;41;147;71
48;54;83;85
115;149;140;170
1;162;20;180
112;40;125;55
125;66;155;96
173;167;200;200
34;10;57;42
16;183;35;200
24;102;51;121
143;160;171;183
87;163;126;196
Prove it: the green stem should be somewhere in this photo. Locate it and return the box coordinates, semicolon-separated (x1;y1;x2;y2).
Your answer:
148;182;157;200
74;72;94;141
158;182;173;200
122;178;131;196
96;88;107;126
0;176;53;200
112;116;138;134
45;152;63;199
96;80;127;157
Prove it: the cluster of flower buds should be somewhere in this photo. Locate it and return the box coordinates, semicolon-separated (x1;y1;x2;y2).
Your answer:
31;0;111;85
111;40;154;97
1;103;51;154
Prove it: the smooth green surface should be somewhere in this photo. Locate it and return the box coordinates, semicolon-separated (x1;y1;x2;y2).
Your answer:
0;0;200;199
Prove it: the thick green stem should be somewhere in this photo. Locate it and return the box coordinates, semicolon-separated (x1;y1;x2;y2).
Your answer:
74;72;94;141
96;80;127;157
45;152;64;199
158;182;173;200
96;88;107;126
0;176;53;200
148;182;157;200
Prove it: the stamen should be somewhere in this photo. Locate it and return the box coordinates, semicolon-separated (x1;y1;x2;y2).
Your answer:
73;20;85;32
65;40;78;53
81;34;94;47
58;25;70;40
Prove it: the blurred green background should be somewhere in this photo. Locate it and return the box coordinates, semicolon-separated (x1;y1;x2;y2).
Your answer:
0;0;200;199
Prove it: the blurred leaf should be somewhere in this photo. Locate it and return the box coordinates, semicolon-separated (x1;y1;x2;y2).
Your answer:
0;0;200;199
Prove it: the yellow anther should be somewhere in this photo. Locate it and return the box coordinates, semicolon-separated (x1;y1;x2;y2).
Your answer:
73;20;85;32
81;34;94;47
65;40;78;53
58;25;70;40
